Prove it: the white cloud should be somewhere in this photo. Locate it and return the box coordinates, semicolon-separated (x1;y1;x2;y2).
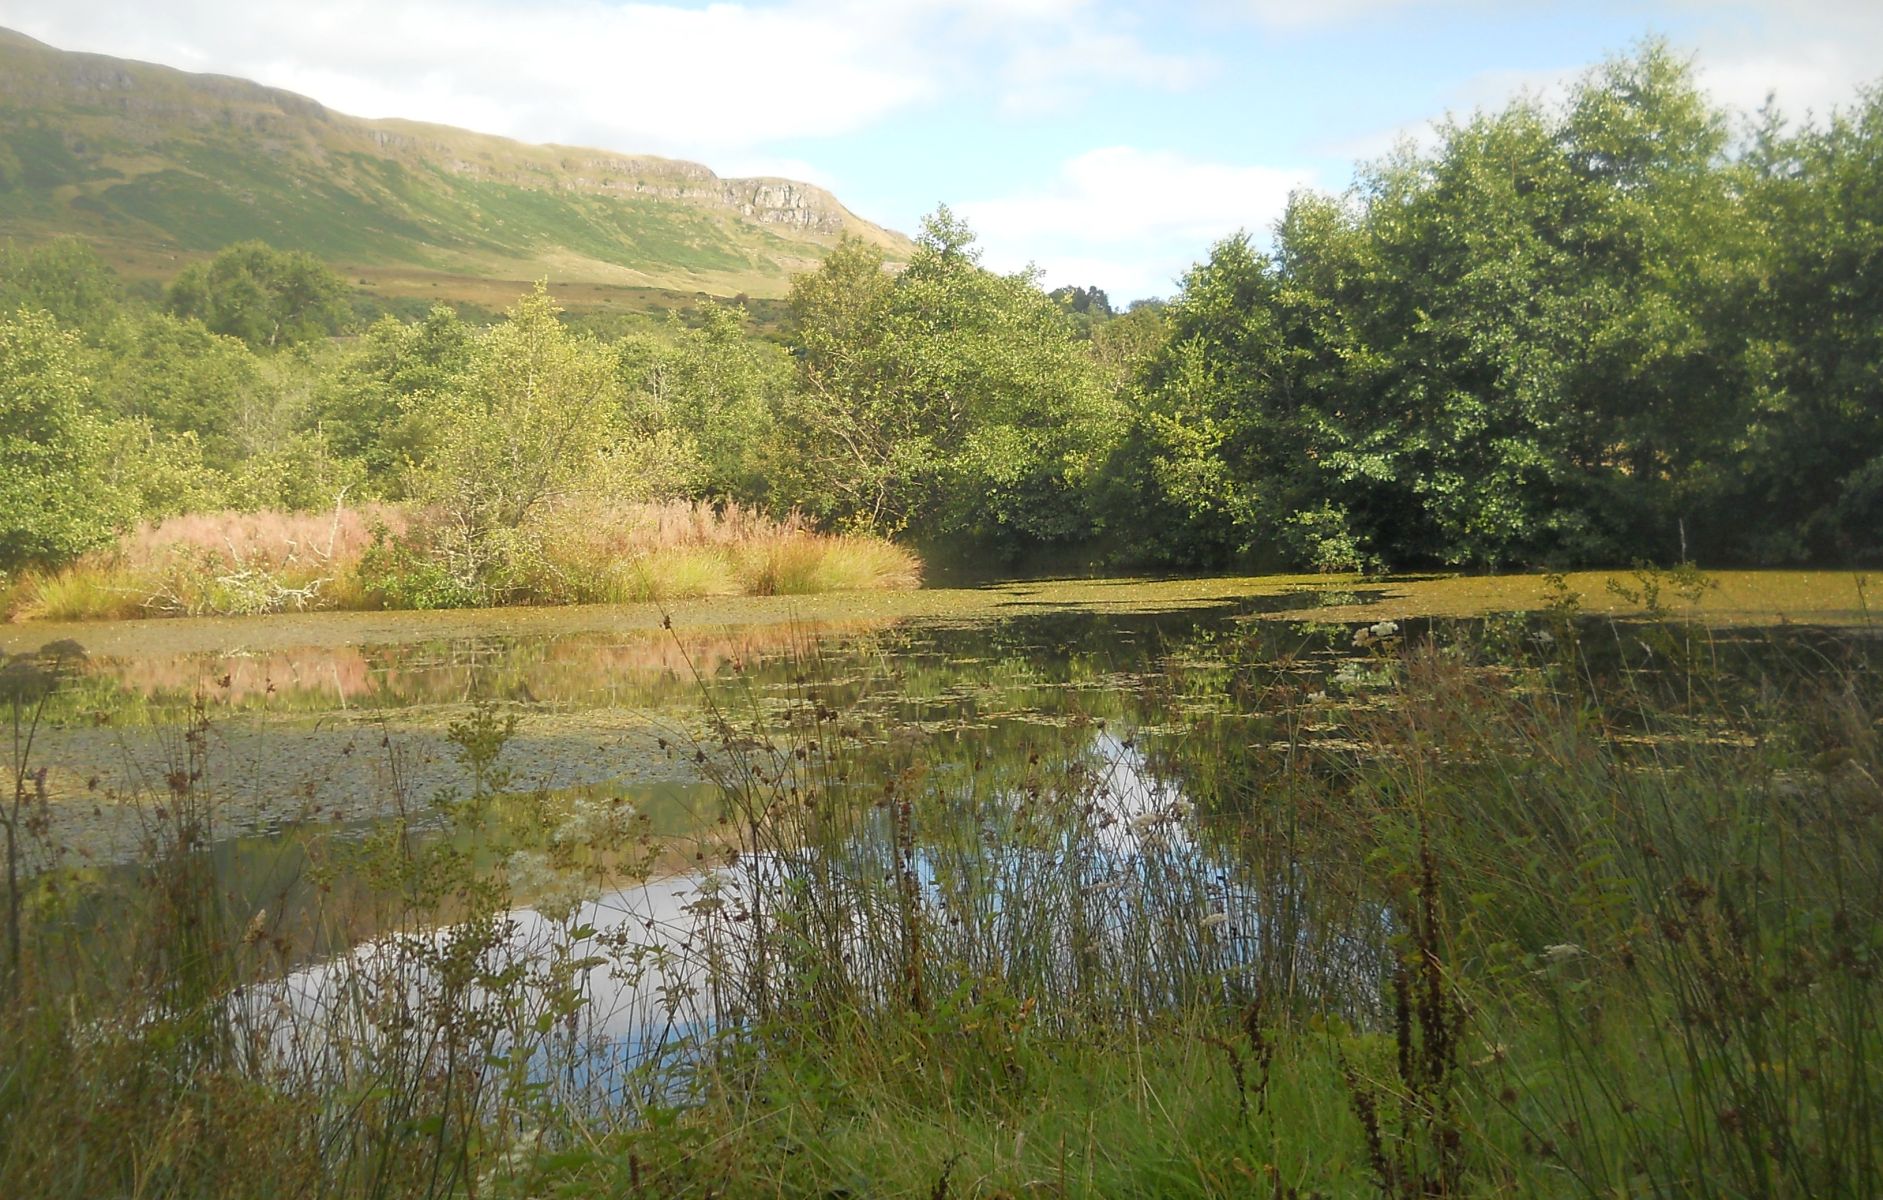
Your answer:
2;0;1200;161
1316;11;1883;175
1680;1;1883;121
710;154;842;190
8;1;931;154
999;28;1211;114
965;146;1313;244
960;146;1318;300
1314;62;1578;164
1232;0;1422;31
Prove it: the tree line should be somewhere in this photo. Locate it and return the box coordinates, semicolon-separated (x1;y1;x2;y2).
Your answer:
1108;43;1883;570
2;41;1879;589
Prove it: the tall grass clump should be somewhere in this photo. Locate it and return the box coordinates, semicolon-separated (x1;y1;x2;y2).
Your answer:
7;503;397;621
0;647;686;1199
374;497;921;608
7;499;922;621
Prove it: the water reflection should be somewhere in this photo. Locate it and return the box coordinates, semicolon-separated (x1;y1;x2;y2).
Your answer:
230;727;1393;1102
22;600;1290;865
22;594;1877;874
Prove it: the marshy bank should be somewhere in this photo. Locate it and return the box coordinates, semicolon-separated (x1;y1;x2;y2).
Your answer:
2;499;921;622
0;567;1878;1197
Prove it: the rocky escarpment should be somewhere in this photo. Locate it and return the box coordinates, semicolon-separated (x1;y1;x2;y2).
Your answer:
355;126;857;233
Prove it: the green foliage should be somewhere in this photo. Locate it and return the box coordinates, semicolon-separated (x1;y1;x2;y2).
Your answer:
354;522;484;610
1722;83;1883;561
1108;41;1883;570
223;428;365;513
320;304;472;492
777;209;1119;551
410;285;624;534
94;420;223;519
1088;301;1171;386
398;284;698;600
89;312;267;469
0;238;121;332
1097;235;1291;567
1050;283;1114;317
614;300;783;500
5;39;1882;579
164;240;352;350
0;308;124;573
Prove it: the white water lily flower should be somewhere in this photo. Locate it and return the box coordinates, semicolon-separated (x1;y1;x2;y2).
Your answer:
1199;911;1230;931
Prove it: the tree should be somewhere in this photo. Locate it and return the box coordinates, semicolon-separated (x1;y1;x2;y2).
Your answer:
164;241;352;350
405;285;683;594
1049;284;1115;336
773;236;902;528
322;305;473;492
1725;85;1883;561
1099;234;1296;567
89;313;268;470
0;238;122;333
0;308;123;573
1108;41;1770;571
1551;41;1749;560
1088;304;1169;387
614;300;783;501
777;209;1118;551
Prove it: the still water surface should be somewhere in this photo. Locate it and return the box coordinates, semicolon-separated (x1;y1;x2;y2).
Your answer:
4;569;1872;870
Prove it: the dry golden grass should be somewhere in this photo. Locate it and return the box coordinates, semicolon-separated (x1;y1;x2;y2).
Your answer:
112;507;406;571
528;499;920;604
8;506;404;621
7;500;920;621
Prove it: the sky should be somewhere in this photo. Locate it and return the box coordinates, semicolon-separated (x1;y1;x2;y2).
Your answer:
3;0;1880;302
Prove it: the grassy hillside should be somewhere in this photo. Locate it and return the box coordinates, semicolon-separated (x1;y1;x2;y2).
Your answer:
0;27;912;306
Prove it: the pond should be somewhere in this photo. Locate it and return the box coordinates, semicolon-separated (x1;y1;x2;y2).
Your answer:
3;568;1873;872
4;566;1878;1122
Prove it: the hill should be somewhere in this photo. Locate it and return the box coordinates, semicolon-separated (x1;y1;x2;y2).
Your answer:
0;27;912;307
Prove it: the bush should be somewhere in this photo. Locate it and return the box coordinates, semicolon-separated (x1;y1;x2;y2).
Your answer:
354;521;486;610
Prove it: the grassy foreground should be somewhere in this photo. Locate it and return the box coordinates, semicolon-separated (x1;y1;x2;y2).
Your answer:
4;500;921;621
0;579;1878;1197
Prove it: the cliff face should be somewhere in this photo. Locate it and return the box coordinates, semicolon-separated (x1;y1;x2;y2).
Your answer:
0;27;910;298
